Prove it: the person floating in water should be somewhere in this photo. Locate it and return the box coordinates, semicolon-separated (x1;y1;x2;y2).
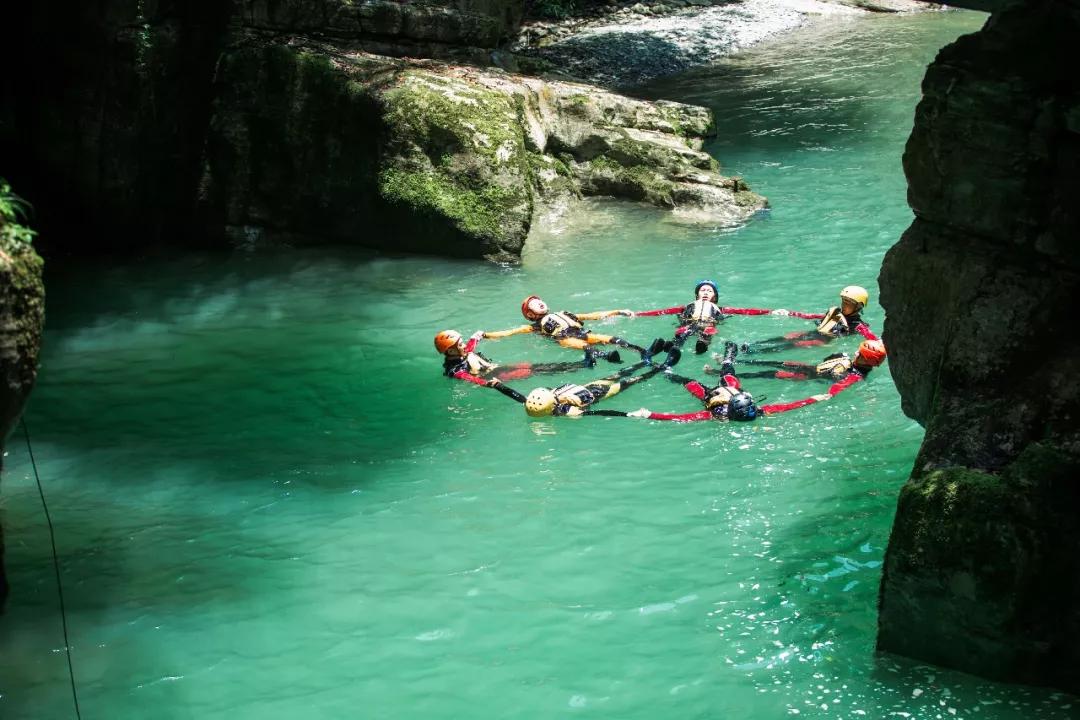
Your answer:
524;346;681;417
482;295;642;354
633;280;787;355
435;329;613;403
701;339;886;413
739;285;879;354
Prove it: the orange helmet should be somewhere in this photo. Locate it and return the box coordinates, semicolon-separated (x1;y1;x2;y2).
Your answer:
521;295;548;321
434;330;463;354
856;340;887;367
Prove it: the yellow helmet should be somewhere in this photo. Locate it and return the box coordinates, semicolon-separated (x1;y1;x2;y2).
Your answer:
525;388;557;417
840;285;869;309
434;330;462;354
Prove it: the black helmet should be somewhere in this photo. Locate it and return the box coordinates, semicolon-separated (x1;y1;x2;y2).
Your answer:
727;392;758;421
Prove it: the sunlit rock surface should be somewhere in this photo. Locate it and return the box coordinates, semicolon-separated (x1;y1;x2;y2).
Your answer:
878;0;1080;694
1;1;761;262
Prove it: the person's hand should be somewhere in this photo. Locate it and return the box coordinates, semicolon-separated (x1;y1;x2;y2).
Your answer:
811;393;831;402
771;309;790;316
627;408;652;418
470;331;485;341
618;309;634;317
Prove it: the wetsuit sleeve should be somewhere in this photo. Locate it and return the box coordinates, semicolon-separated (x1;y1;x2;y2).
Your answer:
720;306;772;316
827;373;862;396
453;370;490;386
760;374;863;415
647;410;713;421
634;306;684;317
854;323;878;341
453;370;527;401
789;311;826;320
491;382;527;403
463;337;479;354
482;325;534;339
760;396;823;414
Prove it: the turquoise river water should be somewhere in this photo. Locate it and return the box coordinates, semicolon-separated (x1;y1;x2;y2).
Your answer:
2;9;1077;720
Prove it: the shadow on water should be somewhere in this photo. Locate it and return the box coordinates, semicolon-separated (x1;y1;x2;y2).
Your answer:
30;247;518;480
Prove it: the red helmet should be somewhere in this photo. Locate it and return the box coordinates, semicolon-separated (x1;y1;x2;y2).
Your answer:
856;340;887;366
521;295;548;321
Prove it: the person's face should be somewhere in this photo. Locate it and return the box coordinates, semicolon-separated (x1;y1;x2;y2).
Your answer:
445;339;467;358
526;297;548;317
697;285;716;302
841;297;859;314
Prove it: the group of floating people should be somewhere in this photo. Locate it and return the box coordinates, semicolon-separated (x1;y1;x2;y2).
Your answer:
434;282;887;422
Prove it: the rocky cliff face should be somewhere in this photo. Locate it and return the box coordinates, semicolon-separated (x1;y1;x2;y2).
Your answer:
877;0;1080;694
0;237;45;613
1;0;761;262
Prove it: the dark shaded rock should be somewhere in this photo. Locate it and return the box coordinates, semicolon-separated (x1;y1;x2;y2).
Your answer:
1;1;760;262
878;0;1080;695
0;236;45;616
0;244;44;460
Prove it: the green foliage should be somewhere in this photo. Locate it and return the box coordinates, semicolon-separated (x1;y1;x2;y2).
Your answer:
0;178;37;251
529;0;579;19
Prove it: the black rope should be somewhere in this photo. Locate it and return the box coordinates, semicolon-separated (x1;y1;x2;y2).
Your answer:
21;419;83;720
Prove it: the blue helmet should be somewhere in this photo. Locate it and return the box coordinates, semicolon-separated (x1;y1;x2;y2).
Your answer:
694;280;719;299
727;392;758;421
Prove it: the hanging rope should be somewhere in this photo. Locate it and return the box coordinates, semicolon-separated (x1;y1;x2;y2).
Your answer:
20;419;82;720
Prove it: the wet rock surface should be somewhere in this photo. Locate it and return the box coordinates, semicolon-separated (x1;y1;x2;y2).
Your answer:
878;0;1080;695
513;0;937;86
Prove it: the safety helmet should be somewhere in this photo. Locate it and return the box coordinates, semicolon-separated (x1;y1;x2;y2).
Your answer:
839;285;869;309
525;388;557;417
694;280;719;300
521;295;548;321
434;330;462;354
856;340;887;367
727;392;758;421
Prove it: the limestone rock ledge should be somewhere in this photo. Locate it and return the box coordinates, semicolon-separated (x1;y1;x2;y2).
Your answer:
877;0;1080;694
200;44;766;262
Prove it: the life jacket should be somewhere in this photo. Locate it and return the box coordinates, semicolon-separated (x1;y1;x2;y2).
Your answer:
552;383;597;408
539;311;583;337
815;306;851;336
445;351;497;377
705;384;738;410
682;300;723;324
815;353;853;379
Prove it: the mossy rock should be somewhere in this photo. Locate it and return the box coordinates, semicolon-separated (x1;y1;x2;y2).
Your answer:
379;70;534;257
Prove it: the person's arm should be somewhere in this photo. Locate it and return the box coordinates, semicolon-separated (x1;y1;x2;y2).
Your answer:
788;310;826;320
451;369;527;402
854;323;878;341
720;306;773;316
630;408;713;421
482;325;534;339
759;374;863;415
575;309;634;320
632;306;684;317
664;372;708;400
462;331;484;354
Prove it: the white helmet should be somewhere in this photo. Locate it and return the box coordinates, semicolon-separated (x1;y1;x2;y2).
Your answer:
525;388;557;417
